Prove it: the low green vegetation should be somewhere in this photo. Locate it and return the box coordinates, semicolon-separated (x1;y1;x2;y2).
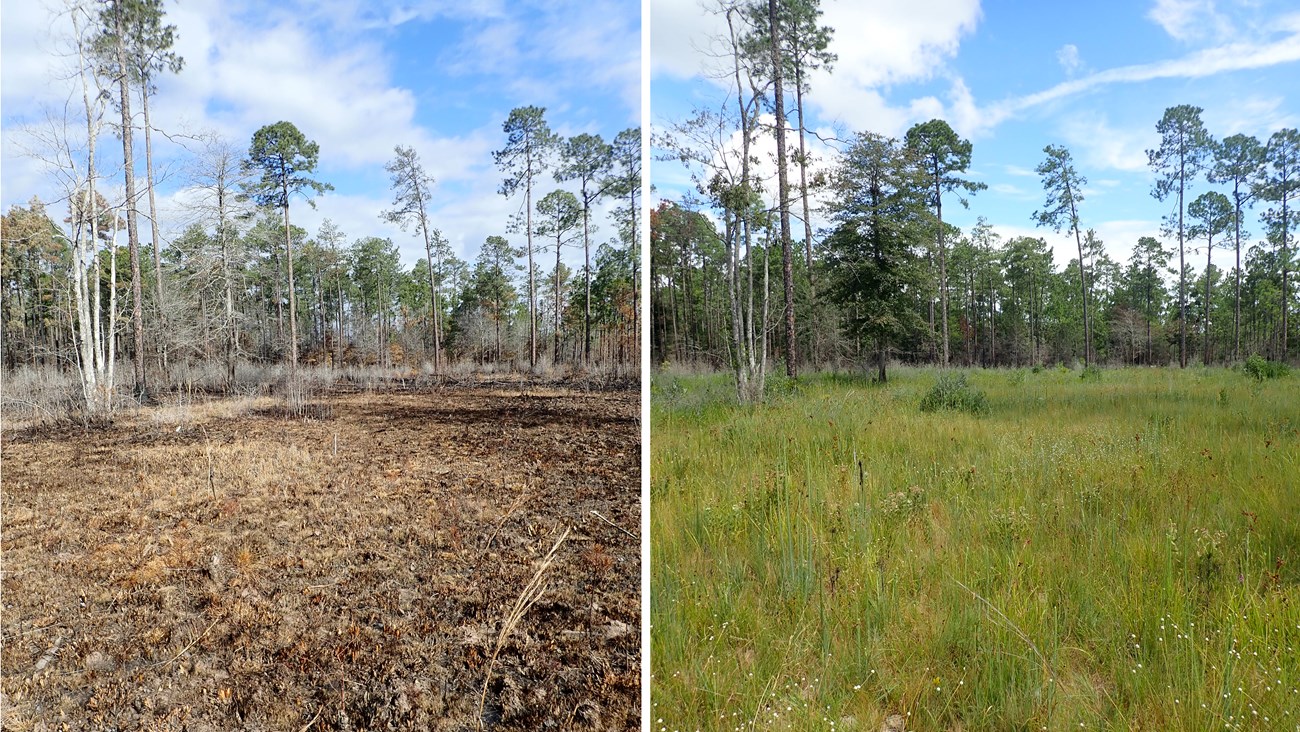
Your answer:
1244;354;1292;382
651;367;1299;731
919;373;989;416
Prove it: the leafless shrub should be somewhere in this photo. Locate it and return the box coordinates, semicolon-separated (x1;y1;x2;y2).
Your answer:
1;366;82;424
271;369;335;419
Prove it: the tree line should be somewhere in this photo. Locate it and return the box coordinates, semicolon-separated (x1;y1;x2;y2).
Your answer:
1;1;640;414
651;0;1297;400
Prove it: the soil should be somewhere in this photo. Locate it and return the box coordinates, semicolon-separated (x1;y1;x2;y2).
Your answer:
0;383;640;731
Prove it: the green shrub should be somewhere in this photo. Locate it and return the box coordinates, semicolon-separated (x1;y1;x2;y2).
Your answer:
1243;354;1290;381
919;373;989;416
1080;364;1103;382
764;371;800;399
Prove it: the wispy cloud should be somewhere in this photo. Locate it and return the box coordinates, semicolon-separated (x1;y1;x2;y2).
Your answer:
1147;0;1234;42
1060;114;1153;174
1056;44;1083;76
988;22;1300;124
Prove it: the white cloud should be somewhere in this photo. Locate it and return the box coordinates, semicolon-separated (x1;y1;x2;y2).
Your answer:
1059;114;1154;174
988;220;1163;268
649;0;729;80
1056;44;1082;76
989;182;1034;200
650;0;981;137
1204;94;1300;138
442;0;640;121
807;0;981;134
1147;0;1233;42
988;27;1300;123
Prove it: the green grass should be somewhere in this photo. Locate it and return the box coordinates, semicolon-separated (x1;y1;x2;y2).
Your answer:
651;366;1300;732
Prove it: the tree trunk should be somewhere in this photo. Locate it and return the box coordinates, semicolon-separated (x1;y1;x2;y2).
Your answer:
769;0;797;378
555;232;563;363
141;80;167;375
1206;233;1213;365
1068;188;1091;367
527;170;536;370
1178;158;1187;368
937;182;949;367
335;271;344;367
1282;189;1290;361
583;193;592;366
795;65;816;367
990;279;997;366
115;16;146;399
220;221;236;387
413;176;441;372
1146;271;1153;365
283;197;298;371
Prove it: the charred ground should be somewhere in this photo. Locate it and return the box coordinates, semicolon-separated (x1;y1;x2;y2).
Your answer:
2;382;640;731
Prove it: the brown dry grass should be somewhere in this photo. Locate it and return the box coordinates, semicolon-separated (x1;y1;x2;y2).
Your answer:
1;385;639;731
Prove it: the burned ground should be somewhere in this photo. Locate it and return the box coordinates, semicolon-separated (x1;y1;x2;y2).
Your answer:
1;384;640;731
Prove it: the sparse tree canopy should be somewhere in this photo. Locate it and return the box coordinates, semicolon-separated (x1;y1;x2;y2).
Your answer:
1147;104;1214;368
495;106;559;370
1033;143;1094;366
244;121;332;370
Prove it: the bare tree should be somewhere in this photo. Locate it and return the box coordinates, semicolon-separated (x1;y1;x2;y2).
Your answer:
657;2;772;402
20;2;122;413
189;138;253;387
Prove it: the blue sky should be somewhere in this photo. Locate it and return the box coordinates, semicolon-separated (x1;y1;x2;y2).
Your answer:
650;0;1300;270
2;0;640;270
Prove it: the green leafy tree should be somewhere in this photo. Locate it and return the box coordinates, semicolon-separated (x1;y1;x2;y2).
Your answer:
535;189;582;362
495;107;559;370
1210;134;1265;360
1188;191;1233;363
315;219;348;366
1147;104;1214;367
1002;235;1054;365
1259;128;1300;360
473;235;523;363
556;133;613;365
905;118;986;367
1;198;69;368
350;236;402;366
591;242;638;364
824;132;928;381
1128;236;1172;364
608;127;642;351
742;0;836;365
243;121;333;370
1033;144;1093;366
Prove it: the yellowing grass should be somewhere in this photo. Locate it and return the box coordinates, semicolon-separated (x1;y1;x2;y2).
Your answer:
650;367;1300;731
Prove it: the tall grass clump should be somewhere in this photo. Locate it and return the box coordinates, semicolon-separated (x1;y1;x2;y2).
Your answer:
919;372;989;415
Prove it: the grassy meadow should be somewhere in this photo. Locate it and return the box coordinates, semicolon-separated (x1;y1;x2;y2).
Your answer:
650;366;1300;731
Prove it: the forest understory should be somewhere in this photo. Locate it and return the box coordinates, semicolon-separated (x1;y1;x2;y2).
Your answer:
1;381;640;731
